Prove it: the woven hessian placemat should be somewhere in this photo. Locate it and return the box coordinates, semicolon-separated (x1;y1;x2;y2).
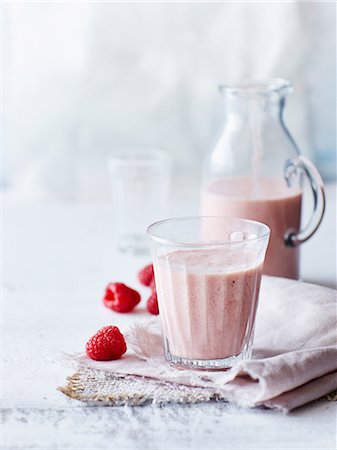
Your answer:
58;367;226;405
59;367;337;407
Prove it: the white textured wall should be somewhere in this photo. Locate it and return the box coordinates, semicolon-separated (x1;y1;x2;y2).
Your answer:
3;1;336;200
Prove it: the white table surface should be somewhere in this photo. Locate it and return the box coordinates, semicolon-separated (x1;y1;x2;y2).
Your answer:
2;182;337;449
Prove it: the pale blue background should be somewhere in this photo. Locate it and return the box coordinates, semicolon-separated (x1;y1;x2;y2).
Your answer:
3;1;336;201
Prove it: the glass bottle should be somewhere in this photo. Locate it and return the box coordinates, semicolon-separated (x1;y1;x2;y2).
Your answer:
200;79;325;279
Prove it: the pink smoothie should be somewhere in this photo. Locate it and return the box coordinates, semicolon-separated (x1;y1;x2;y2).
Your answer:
154;249;263;361
201;178;302;279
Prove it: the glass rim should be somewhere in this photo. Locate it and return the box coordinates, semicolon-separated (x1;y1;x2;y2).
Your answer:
219;78;293;96
147;216;271;247
108;147;170;167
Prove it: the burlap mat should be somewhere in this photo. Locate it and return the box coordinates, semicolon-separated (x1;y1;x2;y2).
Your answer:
59;367;337;407
59;367;225;405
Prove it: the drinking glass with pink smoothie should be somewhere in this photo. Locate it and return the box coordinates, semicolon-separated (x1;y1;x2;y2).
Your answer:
147;217;270;370
201;79;325;279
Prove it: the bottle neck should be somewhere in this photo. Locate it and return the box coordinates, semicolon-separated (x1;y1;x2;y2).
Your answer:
223;94;285;123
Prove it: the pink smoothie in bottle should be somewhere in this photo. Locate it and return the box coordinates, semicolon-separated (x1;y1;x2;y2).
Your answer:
201;177;302;279
154;249;263;362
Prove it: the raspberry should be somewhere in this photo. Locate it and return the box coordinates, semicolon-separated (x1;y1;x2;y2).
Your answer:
138;264;155;287
147;291;159;315
103;283;141;313
85;326;127;361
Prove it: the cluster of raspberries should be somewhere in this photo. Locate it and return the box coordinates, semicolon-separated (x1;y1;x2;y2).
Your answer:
86;264;158;361
103;264;158;315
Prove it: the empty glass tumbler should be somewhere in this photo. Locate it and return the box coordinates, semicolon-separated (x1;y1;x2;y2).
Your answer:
109;149;171;254
148;216;270;370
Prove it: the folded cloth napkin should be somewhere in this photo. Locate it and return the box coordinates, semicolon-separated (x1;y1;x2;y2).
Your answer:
66;276;337;412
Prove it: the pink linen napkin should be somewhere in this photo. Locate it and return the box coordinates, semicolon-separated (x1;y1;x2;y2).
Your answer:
69;276;337;412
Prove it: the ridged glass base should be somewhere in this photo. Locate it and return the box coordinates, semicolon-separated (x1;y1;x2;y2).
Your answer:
164;346;253;370
118;234;150;255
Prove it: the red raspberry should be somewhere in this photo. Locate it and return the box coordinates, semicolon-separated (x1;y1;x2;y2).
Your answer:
103;283;141;313
85;326;127;361
138;264;155;287
147;291;159;315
